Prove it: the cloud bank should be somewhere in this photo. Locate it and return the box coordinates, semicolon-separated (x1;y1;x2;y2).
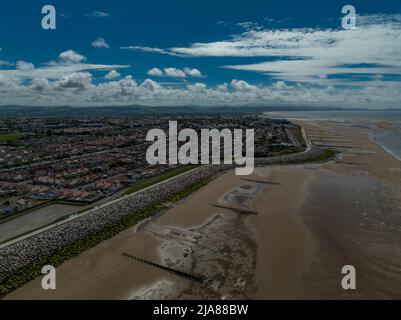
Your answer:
1;14;401;109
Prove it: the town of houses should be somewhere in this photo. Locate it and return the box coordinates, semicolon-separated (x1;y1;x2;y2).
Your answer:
0;114;302;218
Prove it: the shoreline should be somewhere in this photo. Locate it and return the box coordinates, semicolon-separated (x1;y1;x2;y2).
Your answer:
271;112;401;164
368;131;401;163
4;118;401;299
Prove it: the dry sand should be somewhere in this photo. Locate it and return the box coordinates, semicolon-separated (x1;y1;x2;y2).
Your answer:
5;119;401;300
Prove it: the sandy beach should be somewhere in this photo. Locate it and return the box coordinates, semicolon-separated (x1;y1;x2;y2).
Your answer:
5;119;401;300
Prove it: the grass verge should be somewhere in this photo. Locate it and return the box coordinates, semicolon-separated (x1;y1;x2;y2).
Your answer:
0;133;25;143
124;165;197;195
283;148;336;165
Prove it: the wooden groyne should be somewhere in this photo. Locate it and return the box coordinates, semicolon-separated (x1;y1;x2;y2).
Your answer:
211;203;257;215
308;134;342;138
122;252;204;283
240;178;282;185
335;160;367;166
313;143;355;149
311;139;351;143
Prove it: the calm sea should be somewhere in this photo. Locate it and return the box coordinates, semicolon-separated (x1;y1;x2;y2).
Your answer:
266;110;401;162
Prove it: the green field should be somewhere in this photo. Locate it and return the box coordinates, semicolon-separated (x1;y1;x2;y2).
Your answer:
124;165;198;195
0;133;25;143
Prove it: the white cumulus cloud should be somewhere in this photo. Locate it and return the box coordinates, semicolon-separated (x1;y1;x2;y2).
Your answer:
59;50;86;64
105;70;121;79
183;67;202;77
91;38;110;49
16;61;35;71
147;67;203;78
231;79;256;91
164;68;186;78
147;67;163;76
57;72;93;90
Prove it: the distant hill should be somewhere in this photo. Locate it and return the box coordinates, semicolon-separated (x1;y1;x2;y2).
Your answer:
0;105;376;118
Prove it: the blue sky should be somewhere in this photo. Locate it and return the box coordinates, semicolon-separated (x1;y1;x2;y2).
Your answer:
0;0;400;108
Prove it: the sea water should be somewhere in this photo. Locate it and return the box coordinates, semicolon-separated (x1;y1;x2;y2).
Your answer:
267;110;401;162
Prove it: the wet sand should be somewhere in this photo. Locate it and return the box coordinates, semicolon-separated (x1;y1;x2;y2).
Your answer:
247;167;314;299
297;121;401;299
5;119;401;299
